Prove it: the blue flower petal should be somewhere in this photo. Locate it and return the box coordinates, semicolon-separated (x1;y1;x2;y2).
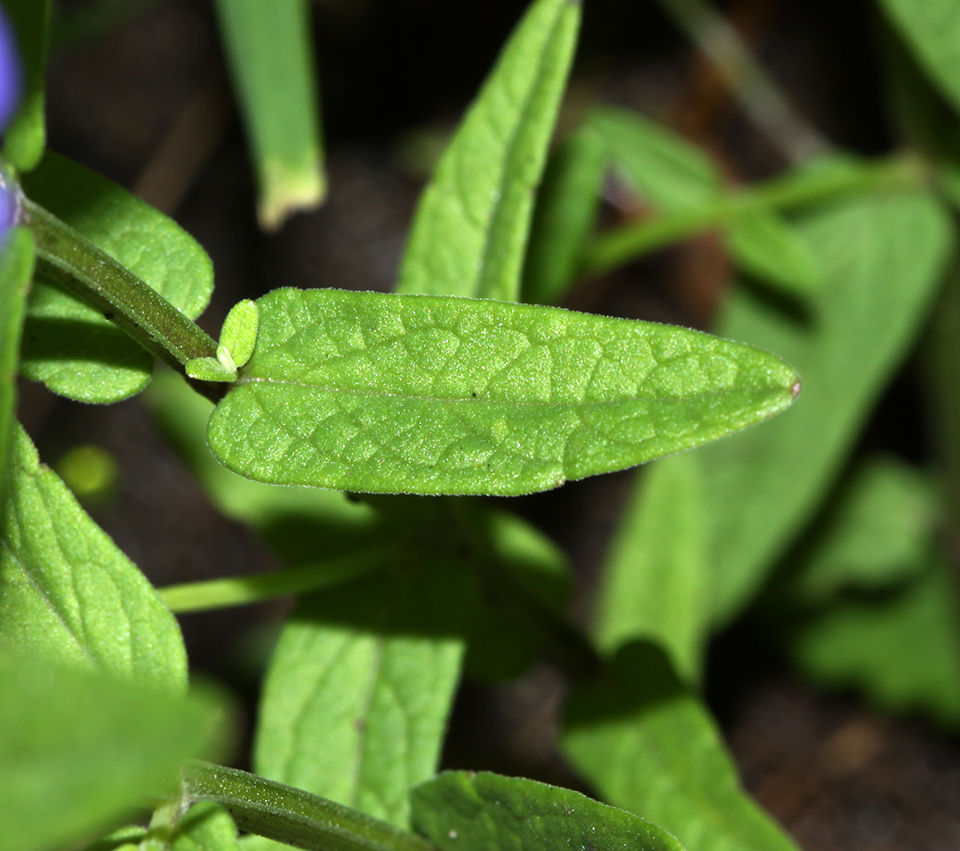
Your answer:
0;10;20;132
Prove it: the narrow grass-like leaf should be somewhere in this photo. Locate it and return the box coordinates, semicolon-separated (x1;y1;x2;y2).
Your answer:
704;190;952;624
213;0;325;229
594;454;708;682
0;424;187;689
879;0;960;117
786;456;937;604
20;152;214;403
0;650;223;851
790;556;960;727
562;642;798;851
411;770;685;851
207;288;799;496
726;207;822;295
589;107;719;212
1;0;49;171
254;559;465;829
522;121;608;305
0;229;34;503
396;0;581;301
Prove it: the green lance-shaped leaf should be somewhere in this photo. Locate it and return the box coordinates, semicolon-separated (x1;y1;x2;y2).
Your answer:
562;642;798;851
0;424;188;689
785;456;937;605
20;152;214;403
254;558;466;831
879;0;960;119
522;120;608;305
0;650;224;851
704;189;952;624
396;0;581;302
206;288;799;497
1;0;50;171
589;107;720;212
594;453;708;683
411;770;685;851
726;207;822;296
213;0;326;230
0;229;34;504
790;555;960;728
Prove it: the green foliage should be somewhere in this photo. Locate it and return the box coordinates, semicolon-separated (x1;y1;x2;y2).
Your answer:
0;228;33;502
20;152;214;403
594;454;708;682
703;189;952;624
396;0;581;301
206;288;798;496
726;208;822;294
212;0;326;229
0;649;223;851
411;771;685;851
563;642;798;851
0;425;187;688
1;0;49;171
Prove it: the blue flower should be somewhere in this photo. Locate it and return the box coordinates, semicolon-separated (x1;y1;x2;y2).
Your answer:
0;8;21;241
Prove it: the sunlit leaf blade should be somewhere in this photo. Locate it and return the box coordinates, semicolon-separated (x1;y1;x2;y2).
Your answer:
170;802;241;851
0;424;187;689
786;456;937;604
0;650;222;851
213;0;325;229
704;190;952;624
411;770;685;851
522;120;608;305
396;0;581;301
562;642;798;851
0;229;34;504
879;0;960;118
206;288;799;496
727;207;822;295
1;0;49;171
589;107;720;212
790;556;960;727
255;560;465;830
19;152;215;403
594;454;708;682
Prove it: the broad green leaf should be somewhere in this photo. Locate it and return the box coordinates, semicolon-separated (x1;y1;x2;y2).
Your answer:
1;0;49;171
790;556;960;727
254;558;465;829
0;424;187;689
169;803;241;851
221;299;259;369
213;0;325;229
20;152;214;403
726;207;822;295
0;649;222;851
589;107;720;212
412;770;685;851
562;642;797;851
0;229;34;503
522;120;608;305
704;190;952;624
594;454;708;682
786;455;937;604
207;288;799;496
879;0;960;118
396;0;581;301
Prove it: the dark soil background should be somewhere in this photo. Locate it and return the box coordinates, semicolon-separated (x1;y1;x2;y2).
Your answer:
19;1;960;849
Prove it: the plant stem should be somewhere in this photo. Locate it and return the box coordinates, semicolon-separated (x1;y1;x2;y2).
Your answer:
21;198;222;399
183;761;438;851
579;151;924;280
159;543;401;613
655;0;829;163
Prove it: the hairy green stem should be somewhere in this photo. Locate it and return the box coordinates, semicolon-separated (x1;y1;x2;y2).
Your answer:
183;761;437;851
655;0;828;163
580;152;924;280
21;198;222;399
159;543;402;613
